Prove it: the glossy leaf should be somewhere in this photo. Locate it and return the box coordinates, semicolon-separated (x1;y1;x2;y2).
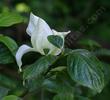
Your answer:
48;35;63;48
67;50;104;93
23;55;57;80
0;12;24;27
0;35;18;56
0;44;14;64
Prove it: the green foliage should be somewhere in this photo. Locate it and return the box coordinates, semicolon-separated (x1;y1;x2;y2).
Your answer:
0;86;9;99
22;55;58;91
43;70;74;93
0;35;18;56
0;35;109;99
78;39;101;50
94;49;110;56
53;93;74;100
0;74;18;89
0;44;14;64
2;95;21;100
48;35;64;48
23;55;58;80
0;12;24;27
0;0;110;99
67;49;104;93
0;35;18;64
75;96;91;100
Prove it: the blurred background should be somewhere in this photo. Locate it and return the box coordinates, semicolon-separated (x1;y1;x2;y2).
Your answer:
0;0;110;100
0;0;110;48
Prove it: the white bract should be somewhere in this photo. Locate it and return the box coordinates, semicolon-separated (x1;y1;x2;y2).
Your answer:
16;13;70;72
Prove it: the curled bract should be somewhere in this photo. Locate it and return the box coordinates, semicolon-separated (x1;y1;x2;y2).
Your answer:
16;13;70;71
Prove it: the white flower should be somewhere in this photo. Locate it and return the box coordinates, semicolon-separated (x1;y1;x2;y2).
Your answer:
16;13;70;72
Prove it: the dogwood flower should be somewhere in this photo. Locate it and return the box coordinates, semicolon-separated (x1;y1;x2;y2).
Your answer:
16;13;70;72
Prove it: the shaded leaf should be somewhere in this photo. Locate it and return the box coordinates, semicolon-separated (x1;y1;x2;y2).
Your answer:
43;70;74;93
0;35;18;56
101;62;110;85
2;95;21;100
67;49;104;93
53;93;74;100
75;96;91;100
0;74;19;89
23;55;57;80
48;35;63;48
0;12;24;27
78;39;101;49
0;86;9;99
93;49;110;56
23;56;58;92
0;44;14;64
25;76;44;92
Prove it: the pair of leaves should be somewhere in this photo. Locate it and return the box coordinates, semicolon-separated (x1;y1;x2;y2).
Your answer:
0;11;23;64
67;49;105;93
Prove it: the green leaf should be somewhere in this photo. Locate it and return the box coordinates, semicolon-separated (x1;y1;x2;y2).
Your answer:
93;49;110;56
67;49;104;93
0;74;18;89
0;44;14;64
25;76;44;92
48;35;63;48
50;66;66;72
63;48;73;56
101;62;110;85
23;55;57;80
53;93;74;100
0;86;9;99
43;48;50;55
75;96;91;100
2;95;21;100
44;70;75;99
23;55;58;92
0;35;18;56
78;39;101;49
43;70;74;93
0;12;24;27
